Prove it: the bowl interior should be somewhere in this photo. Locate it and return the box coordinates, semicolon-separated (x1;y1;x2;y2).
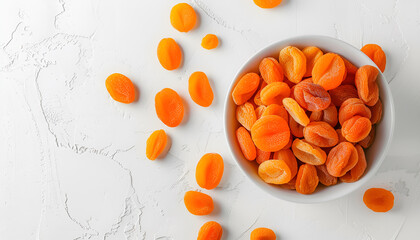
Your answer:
224;35;395;203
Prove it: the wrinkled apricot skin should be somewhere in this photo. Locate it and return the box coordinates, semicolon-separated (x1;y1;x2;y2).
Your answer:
255;106;267;119
146;130;167;160
316;165;337;186
259;57;284;84
361;44;386;72
251;116;290;152
363;188;394;212
232;73;260;105
342;57;358;75
197;221;223;240
339;98;372;125
342;116;372;143
359;127;375;148
340;145;367;183
105;73;136;103
355;65;380;106
189;71;214;107
260;82;291;105
296;164;319;194
336;129;347;144
329;84;359;106
157;38;182;70
293;82;331;111
250;227;276;240
283;98;310;126
302;46;323;77
258;159;292;184
289;116;304;138
262;104;288;122
253;0;283;8
254;81;267;106
236;127;257;161
279;46;307;83
369;99;383;125
155;88;184;127
184;191;214;215
326;142;358;177
256;148;271;164
322;105;338;127
236;102;257;131
170;3;197;32
201;34;219;50
196;153;224;190
303;121;339;148
273;149;298;179
312;53;346;90
292;139;327;165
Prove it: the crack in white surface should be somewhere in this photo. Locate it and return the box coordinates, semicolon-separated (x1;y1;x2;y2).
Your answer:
54;0;66;29
235;213;262;240
2;21;23;52
64;194;99;238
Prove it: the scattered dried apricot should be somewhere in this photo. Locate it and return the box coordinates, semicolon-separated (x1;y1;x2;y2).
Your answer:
184;191;214;215
250;227;276;240
170;3;197;32
105;73;136;103
197;221;223;240
146;130;167;160
201;34;219;50
196;153;224;190
189;71;214;107
155;88;184;127
361;44;386;72
253;0;283;8
157;38;182;70
363;188;394;212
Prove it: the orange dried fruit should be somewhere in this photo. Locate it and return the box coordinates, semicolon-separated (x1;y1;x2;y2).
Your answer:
255;105;267;119
157;38;182;70
146;130;167;160
105;73;136;103
232;73;260;105
295;164;319;194
312;53;346;90
197;221;223;240
259;57;284;84
342;116;372;143
326;142;358;177
291;138;327;165
256;148;271;164
250;227;276;240
302;46;323;77
316;165;337;186
361;44;386;72
293;81;331;111
273;149;298;179
258;159;292;184
329;84;359;107
340;144;367;182
184;191;214;215
289;116;304;138
279;46;307;83
170;3;197;32
201;34;219;50
155;88;184;127
260;82;291;105
253;0;283;8
236;102;257;131
363;188;394;212
196;153;224;190
303;121;339;148
251;115;290;152
236;127;257;161
261;104;288;122
359;127;375;148
282;97;310;126
355;65;380;106
189;71;214;107
369;99;382;125
339;98;371;125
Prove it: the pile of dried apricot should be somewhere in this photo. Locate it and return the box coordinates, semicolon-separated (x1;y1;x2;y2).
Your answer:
232;44;386;195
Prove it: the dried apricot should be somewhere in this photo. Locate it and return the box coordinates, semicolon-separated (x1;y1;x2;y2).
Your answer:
232;73;260;105
326;142;358;177
255;105;267;119
250;227;276;240
258;159;292;184
295;164;319;194
251;116;290;152
329;85;359;106
105;73;136;103
236;127;257;161
146;130;167;160
316;165;337;186
201;34;219;50
197;221;223;240
339;98;371;125
322;104;338;127
303;121;339;148
196;153;224;190
184;191;213;215
155;88;184;127
369;99;382;125
361;44;386;72
273;149;298;179
170;3;197;32
340;144;366;183
363;188;394;212
254;81;267;106
359;127;375;148
256;148;271;164
157;38;182;70
260;82;291;105
355;65;379;106
262;104;288;122
312;53;346;90
236;102;257;131
282;98;310;126
291;138;327;165
293;82;331;111
302;46;323;77
335;129;347;144
279;46;306;83
189;71;214;107
259;57;284;84
289;116;304;138
342;57;358;75
342;116;372;143
281;176;297;190
253;0;282;8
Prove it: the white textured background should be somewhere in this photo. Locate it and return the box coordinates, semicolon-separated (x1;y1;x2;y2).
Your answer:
1;0;419;239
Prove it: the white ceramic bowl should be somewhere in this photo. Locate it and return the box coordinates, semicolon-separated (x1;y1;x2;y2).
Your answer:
224;35;395;203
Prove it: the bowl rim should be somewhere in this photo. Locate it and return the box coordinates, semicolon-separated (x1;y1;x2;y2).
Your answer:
223;35;395;204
